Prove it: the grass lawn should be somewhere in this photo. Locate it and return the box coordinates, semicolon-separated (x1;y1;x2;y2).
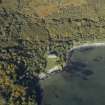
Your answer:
46;57;58;71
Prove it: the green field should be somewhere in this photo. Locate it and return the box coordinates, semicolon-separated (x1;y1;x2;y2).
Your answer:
46;57;58;71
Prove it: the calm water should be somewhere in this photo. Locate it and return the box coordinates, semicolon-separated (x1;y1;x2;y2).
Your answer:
40;46;105;105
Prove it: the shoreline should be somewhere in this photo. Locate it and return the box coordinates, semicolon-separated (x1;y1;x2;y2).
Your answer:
39;65;62;80
70;42;105;52
39;42;105;80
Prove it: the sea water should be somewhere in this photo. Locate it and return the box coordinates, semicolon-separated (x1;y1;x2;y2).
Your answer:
41;46;105;105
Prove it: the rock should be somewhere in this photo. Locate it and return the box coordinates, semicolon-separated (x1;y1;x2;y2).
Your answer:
39;73;46;79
